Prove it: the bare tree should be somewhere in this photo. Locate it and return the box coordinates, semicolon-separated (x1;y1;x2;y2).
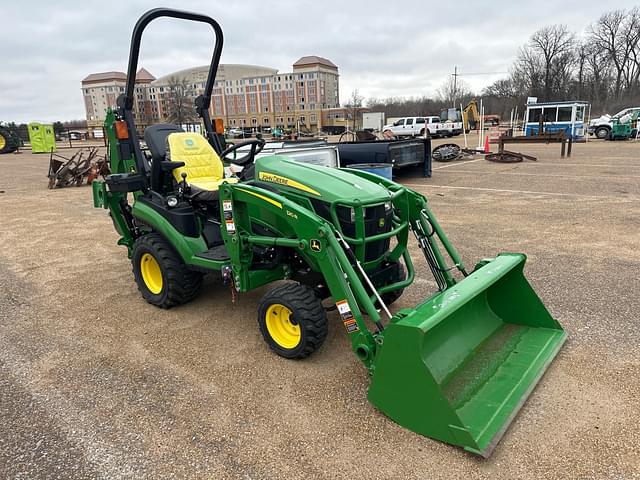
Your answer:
344;89;364;129
623;7;640;93
512;45;544;96
166;76;196;125
589;10;635;98
524;25;576;99
436;76;472;107
366;95;448;118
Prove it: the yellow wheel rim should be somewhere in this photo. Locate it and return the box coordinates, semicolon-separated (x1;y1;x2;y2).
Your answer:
0;135;6;150
140;253;163;294
265;303;300;349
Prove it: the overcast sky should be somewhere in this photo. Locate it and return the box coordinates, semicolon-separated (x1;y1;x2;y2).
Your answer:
1;0;638;123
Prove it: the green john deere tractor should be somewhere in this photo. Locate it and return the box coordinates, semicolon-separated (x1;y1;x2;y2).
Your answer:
92;8;566;457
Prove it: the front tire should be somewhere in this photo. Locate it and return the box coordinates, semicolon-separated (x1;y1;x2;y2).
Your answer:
131;233;203;308
595;126;610;139
258;283;328;359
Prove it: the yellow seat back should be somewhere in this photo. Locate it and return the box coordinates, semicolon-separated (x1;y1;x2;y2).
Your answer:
168;132;234;191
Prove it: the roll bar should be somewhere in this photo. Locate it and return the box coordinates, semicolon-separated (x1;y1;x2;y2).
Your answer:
121;8;223;113
116;8;225;173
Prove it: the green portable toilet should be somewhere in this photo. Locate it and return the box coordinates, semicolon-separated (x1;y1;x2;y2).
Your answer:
43;124;56;152
28;122;56;153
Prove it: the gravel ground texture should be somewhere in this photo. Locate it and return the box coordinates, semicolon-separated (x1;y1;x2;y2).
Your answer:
0;137;638;479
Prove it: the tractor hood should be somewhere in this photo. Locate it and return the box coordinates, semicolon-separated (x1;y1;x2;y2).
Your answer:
254;155;392;204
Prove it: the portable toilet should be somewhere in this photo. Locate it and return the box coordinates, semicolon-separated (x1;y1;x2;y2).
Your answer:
43;124;56;152
28;122;56;153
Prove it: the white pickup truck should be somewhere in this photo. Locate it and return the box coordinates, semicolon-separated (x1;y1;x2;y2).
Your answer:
588;107;640;139
382;116;454;138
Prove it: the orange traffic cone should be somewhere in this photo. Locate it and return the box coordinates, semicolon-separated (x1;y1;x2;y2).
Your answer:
484;135;490;153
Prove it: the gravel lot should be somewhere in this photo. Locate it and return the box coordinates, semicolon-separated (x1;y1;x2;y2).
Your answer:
0;138;638;479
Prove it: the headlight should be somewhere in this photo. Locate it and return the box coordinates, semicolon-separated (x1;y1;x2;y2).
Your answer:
384;201;392;213
167;196;178;208
350;208;356;222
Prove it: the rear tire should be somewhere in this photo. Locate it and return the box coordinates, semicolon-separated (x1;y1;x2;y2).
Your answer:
258;282;328;359
131;233;203;308
0;127;17;154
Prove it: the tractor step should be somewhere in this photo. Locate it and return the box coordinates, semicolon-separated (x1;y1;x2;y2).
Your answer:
195;244;230;261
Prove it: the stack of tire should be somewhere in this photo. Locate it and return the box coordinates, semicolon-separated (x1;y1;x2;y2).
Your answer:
0;126;19;154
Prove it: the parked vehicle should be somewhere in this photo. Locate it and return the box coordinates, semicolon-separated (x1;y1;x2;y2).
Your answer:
609;110;639;140
382;116;454;138
242;137;431;173
439;108;464;135
588;107;640;139
334;137;430;174
382;117;424;137
425;116;455;137
226;127;243;138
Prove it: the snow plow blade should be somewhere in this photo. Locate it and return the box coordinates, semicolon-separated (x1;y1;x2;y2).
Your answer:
368;253;566;457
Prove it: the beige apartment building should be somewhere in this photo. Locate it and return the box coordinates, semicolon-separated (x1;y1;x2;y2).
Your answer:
82;56;341;133
81;69;156;130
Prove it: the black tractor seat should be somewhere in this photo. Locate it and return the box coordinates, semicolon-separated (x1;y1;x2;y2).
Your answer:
144;124;184;193
144;123;183;161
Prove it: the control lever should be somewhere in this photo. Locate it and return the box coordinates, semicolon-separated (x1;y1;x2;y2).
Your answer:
179;172;190;196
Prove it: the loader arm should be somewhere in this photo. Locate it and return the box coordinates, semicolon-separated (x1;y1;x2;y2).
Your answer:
222;177;566;457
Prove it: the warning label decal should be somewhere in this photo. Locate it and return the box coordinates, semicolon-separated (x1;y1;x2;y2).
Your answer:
336;299;359;333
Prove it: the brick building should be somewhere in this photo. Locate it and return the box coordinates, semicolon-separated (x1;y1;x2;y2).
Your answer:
81;56;341;133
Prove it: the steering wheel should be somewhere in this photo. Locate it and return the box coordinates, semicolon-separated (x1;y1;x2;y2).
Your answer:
221;138;265;166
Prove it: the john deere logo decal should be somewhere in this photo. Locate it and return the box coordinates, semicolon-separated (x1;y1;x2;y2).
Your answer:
378;218;386;228
258;171;321;196
310;239;322;252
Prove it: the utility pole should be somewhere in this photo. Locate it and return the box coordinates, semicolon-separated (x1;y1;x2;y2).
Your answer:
451;66;459;108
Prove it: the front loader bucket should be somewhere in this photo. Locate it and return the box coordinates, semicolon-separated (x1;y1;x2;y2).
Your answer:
368;253;566;457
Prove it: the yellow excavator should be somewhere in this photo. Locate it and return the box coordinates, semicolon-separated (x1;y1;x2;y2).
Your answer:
462;100;500;131
462;100;480;131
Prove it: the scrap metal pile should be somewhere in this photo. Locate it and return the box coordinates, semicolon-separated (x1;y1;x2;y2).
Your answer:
486;150;537;163
432;143;481;162
47;148;109;189
432;142;538;163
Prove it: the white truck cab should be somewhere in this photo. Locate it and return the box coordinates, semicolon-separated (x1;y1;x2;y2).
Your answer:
382;117;426;137
383;116;454;138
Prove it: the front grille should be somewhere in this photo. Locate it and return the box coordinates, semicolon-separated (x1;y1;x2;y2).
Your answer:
311;200;392;262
